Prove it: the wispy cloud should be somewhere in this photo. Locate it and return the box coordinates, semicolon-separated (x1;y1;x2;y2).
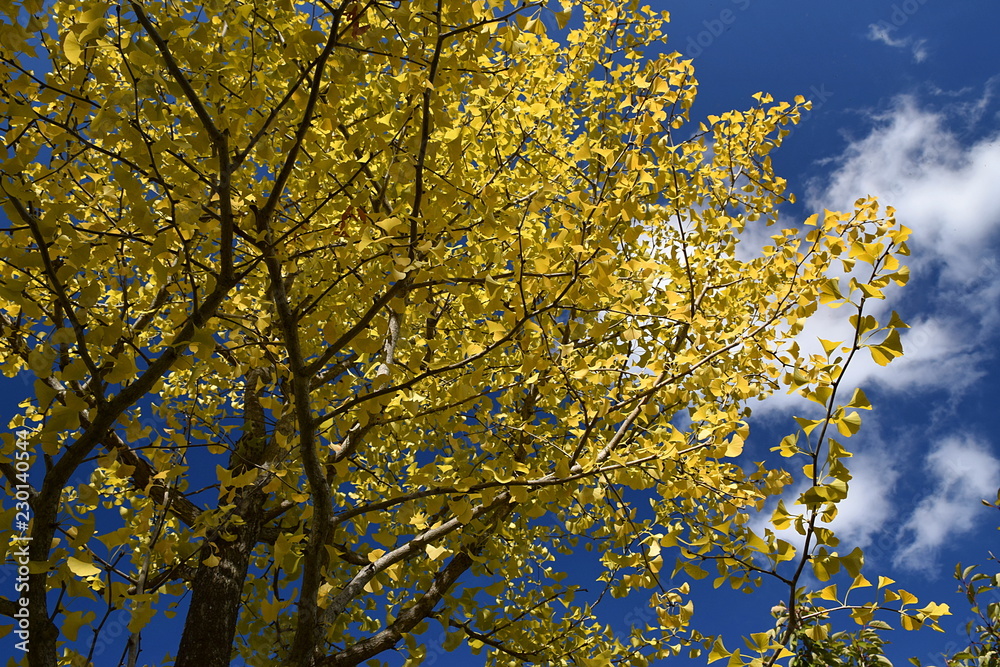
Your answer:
928;75;999;127
867;24;928;63
894;435;1000;571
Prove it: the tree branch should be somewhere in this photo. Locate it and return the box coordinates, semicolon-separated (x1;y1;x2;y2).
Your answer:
320;550;475;667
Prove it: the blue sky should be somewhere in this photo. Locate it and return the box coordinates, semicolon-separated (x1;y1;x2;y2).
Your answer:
613;1;1000;664
3;1;999;665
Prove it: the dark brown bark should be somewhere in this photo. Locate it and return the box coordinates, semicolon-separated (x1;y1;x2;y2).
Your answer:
105;430;202;527
173;489;267;667
174;366;275;667
320;551;475;667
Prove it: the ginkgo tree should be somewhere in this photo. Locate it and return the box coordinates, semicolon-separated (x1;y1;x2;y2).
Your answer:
0;0;946;665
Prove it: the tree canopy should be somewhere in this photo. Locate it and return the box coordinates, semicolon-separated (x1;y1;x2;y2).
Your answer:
0;0;945;666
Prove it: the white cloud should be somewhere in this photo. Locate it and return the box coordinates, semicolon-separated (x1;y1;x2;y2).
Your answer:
867;24;906;49
929;75;999;127
826;449;901;551
858;316;987;393
866;24;928;63
738;92;1000;416
743;436;901;581
811;96;1000;283
802;93;1000;397
730;89;1000;415
893;435;1000;570
777;313;989;404
746;429;998;576
740;90;1000;576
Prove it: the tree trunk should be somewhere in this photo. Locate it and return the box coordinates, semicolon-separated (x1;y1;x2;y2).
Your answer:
174;490;265;667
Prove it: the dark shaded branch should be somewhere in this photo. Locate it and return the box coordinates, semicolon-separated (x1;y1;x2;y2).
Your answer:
127;1;223;142
320;551;476;667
